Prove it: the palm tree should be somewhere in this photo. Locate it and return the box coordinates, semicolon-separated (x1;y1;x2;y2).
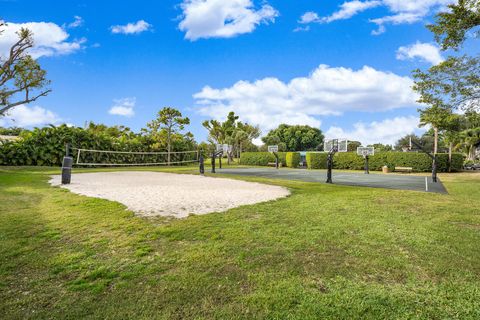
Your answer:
460;127;480;161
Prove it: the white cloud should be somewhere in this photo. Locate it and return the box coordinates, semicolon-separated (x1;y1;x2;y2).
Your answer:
293;26;310;32
67;16;84;28
0;21;86;59
194;64;419;133
322;1;382;23
299;12;320;24
178;0;279;40
371;0;456;34
298;0;455;34
110;20;152;35
396;42;444;65
0;104;61;127
108;98;136;117
326;116;425;145
369;12;424;34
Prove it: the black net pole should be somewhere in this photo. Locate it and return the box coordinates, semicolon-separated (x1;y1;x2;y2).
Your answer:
62;143;73;184
274;152;279;169
219;152;222;169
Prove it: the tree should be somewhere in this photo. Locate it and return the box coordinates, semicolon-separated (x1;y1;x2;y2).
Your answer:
202;112;258;163
427;0;480;51
413;0;480;113
413;56;480;112
394;134;436;152
418;105;456;154
369;143;393;152
233;121;260;158
0;126;23;136
0;22;51;116
86;122;135;139
262;124;324;151
460;127;480;160
146;107;190;165
347;141;361;152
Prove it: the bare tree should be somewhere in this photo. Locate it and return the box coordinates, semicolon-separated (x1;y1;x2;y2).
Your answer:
1;21;51;116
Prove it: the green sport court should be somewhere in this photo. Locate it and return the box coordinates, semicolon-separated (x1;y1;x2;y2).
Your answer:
216;167;447;194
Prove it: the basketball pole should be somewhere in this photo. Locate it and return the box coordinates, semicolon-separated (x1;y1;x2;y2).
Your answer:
211;151;216;173
326;152;333;183
364;155;369;174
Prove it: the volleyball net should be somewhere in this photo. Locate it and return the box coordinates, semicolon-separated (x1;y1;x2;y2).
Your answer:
73;148;199;166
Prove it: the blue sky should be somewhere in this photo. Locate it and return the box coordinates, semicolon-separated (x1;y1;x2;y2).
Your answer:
0;0;463;145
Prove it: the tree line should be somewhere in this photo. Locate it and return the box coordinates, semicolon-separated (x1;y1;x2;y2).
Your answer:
1;4;479;164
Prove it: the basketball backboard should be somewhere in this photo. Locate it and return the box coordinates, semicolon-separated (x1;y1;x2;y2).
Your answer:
357;147;375;157
324;139;348;153
268;145;279;153
216;144;230;153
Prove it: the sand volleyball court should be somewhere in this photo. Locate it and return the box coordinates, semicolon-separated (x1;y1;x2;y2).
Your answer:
50;171;289;218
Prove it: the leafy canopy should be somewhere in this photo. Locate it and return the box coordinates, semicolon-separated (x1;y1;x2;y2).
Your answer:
262;124;324;151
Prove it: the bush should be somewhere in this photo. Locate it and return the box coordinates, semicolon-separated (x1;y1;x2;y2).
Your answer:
0;124;197;167
305;151;463;172
286;152;301;168
306;152;328;169
240;152;286;166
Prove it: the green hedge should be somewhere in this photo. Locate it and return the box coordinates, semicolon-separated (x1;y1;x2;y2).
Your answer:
286;152;301;168
306;151;463;172
240;152;286;166
306;152;328;169
0;125;196;166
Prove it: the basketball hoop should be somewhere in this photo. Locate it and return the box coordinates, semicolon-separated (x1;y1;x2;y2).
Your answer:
324;138;348;183
268;145;279;169
357;146;374;174
357;147;374;157
324;139;348;153
268;145;279;153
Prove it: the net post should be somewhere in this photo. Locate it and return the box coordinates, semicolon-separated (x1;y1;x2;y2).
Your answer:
432;155;437;183
65;143;71;157
62;143;73;184
219;151;222;169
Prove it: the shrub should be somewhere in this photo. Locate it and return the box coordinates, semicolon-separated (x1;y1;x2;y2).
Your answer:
0;125;176;167
304;151;463;172
333;152;364;170
306;152;328;169
240;152;286;166
286;152;301;168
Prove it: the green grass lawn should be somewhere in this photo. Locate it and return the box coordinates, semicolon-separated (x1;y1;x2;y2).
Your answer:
1;166;480;319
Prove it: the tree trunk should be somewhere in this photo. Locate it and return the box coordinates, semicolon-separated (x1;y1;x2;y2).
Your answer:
433;126;438;155
468;145;475;161
167;129;171;166
448;142;452;173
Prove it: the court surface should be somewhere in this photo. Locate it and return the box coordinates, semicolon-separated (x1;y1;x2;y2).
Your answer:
216;167;447;193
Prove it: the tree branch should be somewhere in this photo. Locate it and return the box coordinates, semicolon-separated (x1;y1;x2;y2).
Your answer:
0;89;51;115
